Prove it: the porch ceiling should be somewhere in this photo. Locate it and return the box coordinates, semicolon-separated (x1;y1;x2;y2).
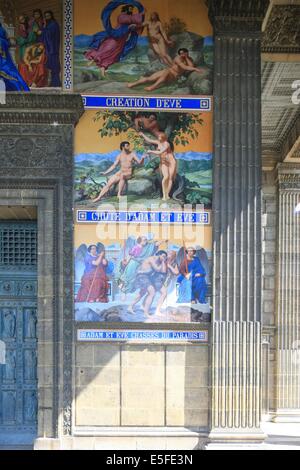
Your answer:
0;206;37;220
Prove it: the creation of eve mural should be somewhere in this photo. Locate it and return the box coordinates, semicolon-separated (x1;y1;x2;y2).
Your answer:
74;0;213;96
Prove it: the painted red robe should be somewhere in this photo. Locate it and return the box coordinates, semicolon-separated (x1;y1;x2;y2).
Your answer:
84;12;143;70
76;253;109;303
18;45;48;87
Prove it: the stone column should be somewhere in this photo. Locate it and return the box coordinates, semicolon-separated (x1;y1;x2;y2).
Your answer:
207;1;269;445
274;164;300;423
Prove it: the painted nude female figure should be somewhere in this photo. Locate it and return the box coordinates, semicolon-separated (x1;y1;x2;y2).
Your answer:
139;132;177;201
143;12;173;66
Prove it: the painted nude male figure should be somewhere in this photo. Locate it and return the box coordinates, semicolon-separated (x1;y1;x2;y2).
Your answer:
92;141;145;202
128;48;205;92
129;250;168;317
155;250;179;316
139;131;177;201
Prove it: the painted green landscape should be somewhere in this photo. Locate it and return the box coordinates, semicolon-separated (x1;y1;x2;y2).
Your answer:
75;151;212;208
74;28;213;95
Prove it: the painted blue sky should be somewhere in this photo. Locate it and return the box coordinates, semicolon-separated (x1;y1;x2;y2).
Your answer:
75;151;213;163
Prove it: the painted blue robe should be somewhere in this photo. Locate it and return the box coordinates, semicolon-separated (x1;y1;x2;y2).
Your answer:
177;257;208;304
42;20;61;87
88;0;144;61
0;24;29;91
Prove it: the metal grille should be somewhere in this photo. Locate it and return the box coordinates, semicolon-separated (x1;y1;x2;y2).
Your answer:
0;226;37;266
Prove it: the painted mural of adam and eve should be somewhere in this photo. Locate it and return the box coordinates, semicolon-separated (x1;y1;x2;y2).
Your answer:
74;0;213;95
75;110;212;208
75;237;211;323
0;7;61;90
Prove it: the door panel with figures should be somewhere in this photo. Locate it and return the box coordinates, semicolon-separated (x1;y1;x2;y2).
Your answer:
0;222;37;448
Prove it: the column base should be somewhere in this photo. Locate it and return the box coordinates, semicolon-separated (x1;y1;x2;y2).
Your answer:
206;443;266;450
207;428;266;446
34;431;208;450
272;410;300;423
34;438;61;450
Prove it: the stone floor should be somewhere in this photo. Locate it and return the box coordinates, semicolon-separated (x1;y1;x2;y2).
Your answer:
262;423;300;450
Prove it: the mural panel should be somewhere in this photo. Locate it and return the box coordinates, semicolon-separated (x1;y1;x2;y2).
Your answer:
74;105;213;324
0;0;62;89
74;222;212;323
74;109;213;210
73;0;213;96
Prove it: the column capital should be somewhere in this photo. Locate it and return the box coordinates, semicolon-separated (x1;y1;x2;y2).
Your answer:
206;0;269;34
0;93;84;125
277;163;300;190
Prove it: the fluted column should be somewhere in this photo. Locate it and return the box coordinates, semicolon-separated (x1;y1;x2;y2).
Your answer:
274;164;300;422
207;0;269;444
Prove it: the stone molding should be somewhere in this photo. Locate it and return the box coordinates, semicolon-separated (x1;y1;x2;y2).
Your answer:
0;128;73;171
0;93;83;125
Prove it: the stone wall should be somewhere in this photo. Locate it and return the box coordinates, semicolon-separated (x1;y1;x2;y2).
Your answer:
74;344;209;430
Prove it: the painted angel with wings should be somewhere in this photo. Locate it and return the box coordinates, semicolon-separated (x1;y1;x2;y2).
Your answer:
75;243;113;303
117;236;167;295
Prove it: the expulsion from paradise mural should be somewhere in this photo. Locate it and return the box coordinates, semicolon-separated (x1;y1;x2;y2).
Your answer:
74;223;212;323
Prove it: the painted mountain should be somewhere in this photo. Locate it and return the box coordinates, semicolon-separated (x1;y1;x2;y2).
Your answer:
74;151;213;208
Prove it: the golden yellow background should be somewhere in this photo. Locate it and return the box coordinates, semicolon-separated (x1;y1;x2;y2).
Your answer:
75;110;213;155
74;220;212;251
74;0;212;37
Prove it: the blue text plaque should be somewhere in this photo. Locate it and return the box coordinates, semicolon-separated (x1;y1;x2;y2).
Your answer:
77;210;210;225
77;330;208;343
82;95;211;112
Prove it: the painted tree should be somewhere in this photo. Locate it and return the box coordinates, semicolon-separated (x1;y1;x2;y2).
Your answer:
78;110;212;206
94;110;204;153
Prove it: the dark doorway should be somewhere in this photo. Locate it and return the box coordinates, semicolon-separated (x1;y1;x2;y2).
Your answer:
0;220;37;449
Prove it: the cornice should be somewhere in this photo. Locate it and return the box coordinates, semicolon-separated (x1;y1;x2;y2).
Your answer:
262;151;281;171
0;93;84;125
277;162;300;189
206;0;270;34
